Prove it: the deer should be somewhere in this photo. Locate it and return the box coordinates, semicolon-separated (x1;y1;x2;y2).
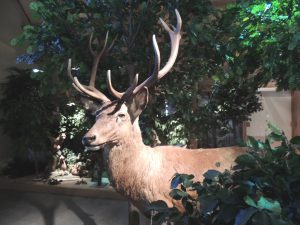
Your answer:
67;10;244;215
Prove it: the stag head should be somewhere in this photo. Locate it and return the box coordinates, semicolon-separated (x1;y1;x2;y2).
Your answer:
68;10;182;150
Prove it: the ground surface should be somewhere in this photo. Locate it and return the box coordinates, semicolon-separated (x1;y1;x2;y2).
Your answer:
0;190;129;225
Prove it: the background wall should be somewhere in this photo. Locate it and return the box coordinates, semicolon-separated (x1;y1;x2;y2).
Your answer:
0;0;31;166
246;90;292;140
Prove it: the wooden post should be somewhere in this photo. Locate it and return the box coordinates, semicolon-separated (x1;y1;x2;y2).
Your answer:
128;203;140;225
292;91;300;137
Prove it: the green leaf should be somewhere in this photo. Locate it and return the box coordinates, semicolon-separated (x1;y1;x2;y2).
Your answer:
146;200;168;213
267;123;282;136
171;174;181;189
10;38;18;46
215;162;221;167
183;199;193;215
257;196;281;214
244;195;257;208
183;179;193;188
247;136;259;149
251;4;265;14
235;154;256;167
169;189;184;200
26;46;33;54
203;170;221;180
290;136;300;145
244;196;282;215
235;207;258;225
212;75;220;81
268;132;284;142
243;17;249;22
257;141;267;150
29;2;43;11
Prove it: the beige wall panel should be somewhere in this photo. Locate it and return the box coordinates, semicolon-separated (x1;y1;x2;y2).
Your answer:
246;90;291;140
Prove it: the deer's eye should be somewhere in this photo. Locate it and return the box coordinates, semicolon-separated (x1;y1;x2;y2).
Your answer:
118;113;126;118
116;113;126;122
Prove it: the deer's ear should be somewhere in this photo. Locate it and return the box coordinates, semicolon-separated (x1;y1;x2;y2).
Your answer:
126;87;149;122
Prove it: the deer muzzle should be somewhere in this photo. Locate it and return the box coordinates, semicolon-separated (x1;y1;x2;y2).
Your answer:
82;135;101;151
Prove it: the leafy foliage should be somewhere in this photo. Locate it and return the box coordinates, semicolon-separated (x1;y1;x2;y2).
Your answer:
0;68;93;176
0;68;57;155
11;0;264;147
60;147;97;177
220;0;300;90
149;123;300;225
58;101;91;151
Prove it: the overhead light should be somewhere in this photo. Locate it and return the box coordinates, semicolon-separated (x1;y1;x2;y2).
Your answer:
32;68;44;73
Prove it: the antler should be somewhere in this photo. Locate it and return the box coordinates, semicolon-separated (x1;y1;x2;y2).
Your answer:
107;9;182;100
68;32;116;102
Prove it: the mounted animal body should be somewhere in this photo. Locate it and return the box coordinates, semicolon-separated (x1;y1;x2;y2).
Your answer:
68;10;243;214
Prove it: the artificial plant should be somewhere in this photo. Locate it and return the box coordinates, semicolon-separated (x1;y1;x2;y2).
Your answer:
219;0;300;90
148;123;300;225
0;68;57;176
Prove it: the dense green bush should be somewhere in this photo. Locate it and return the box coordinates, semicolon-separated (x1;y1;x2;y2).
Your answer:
0;68;57;175
148;124;300;225
0;68;93;176
0;68;57;155
220;0;300;90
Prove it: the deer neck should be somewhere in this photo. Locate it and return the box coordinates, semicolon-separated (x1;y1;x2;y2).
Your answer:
103;119;155;203
104;118;147;159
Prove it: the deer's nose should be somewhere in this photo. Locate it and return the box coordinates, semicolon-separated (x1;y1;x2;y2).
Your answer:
82;135;96;146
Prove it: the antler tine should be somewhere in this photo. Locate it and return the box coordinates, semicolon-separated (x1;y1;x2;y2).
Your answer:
107;70;123;99
68;58;110;102
107;70;139;100
131;9;181;95
122;73;139;100
67;59;86;95
105;9;181;101
67;31;116;103
89;31;109;87
107;34;118;53
89;33;96;57
131;34;161;95
157;9;182;77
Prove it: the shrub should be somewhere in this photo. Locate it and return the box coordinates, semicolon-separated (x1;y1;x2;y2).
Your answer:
148;123;300;225
0;68;57;175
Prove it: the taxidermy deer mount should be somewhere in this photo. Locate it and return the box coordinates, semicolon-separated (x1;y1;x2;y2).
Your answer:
67;10;243;214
